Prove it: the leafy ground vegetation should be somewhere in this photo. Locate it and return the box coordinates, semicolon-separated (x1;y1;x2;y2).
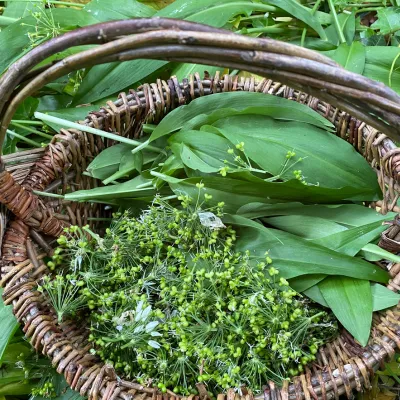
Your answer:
2;0;400;399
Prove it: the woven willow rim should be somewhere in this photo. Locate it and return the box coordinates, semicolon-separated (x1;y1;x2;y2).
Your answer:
1;18;400;400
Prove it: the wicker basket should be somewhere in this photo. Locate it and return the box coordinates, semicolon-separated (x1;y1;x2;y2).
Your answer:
2;18;400;400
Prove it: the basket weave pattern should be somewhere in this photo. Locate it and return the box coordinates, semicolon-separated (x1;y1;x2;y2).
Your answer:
1;19;400;400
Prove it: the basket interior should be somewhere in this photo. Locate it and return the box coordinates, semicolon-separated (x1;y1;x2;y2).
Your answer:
1;73;400;400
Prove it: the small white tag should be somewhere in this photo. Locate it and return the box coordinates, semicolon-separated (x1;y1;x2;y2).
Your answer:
198;212;226;230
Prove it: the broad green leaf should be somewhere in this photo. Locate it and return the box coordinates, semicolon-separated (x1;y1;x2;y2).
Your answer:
120;152;143;174
14;98;39;120
363;47;400;93
150;154;185;189
0;289;19;363
174;143;219;173
371;7;400;35
83;0;155;21
168;175;381;214
290;37;337;51
265;215;347;239
264;213;386;257
330;42;366;74
371;283;400;311
47;106;99;121
360;243;400;264
150;92;334;142
213;114;380;191
73;1;273;104
3;1;38;18
105;150;158;184
45;105;100;132
325;12;355;46
319;276;372;346
0;382;36;396
170;63;220;81
65;175;158;201
303;284;328;307
311;221;386;256
73;60;168;106
237;203;395;226
223;215;389;282
86;143;134;180
169;129;232;173
157;0;272;19
184;2;272;26
343;11;356;45
289;274;326;292
263;0;327;39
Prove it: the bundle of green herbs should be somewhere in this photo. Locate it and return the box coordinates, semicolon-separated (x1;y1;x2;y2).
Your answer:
42;196;337;395
36;91;400;395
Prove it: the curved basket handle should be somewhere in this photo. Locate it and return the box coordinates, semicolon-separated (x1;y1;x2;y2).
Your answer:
1;18;400;149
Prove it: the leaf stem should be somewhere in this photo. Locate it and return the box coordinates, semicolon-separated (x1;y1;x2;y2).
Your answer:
102;168;137;185
389;52;400;88
327;0;346;44
32;190;65;198
11;120;43;126
136;181;153;189
142;124;156;134
131;139;153;155
309;311;325;321
34;112;163;153
301;0;323;47
354;7;384;14
10;121;53;139
6;130;42;148
238;24;302;35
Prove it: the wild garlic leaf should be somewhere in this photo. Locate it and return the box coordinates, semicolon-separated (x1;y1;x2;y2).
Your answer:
237;203;395;226
311;221;386;256
303;284;328;307
263;214;386;256
65;175;158;201
150;92;333;142
212;114;380;192
319;276;372;346
83;0;155;21
73;1;275;104
169;130;232;173
300;281;400;312
289;274;327;292
224;215;389;282
371;283;400;311
361;243;400;263
87;143;134;180
265;215;347;239
168;174;381;214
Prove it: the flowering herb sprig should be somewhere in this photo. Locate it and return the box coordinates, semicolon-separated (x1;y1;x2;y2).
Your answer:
44;194;337;396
